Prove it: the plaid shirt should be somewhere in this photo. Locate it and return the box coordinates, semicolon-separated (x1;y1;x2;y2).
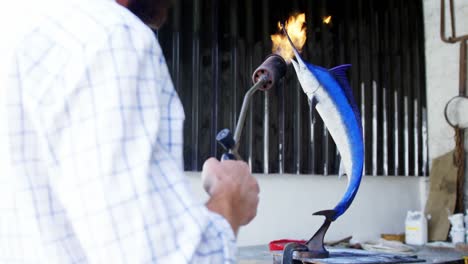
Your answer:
0;0;236;263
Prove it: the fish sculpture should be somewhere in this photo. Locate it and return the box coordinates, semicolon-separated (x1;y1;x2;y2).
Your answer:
285;29;364;222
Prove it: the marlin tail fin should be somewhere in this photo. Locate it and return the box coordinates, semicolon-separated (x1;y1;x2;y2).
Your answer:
313;209;337;221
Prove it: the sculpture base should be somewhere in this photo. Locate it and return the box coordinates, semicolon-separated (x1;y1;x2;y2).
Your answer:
272;248;424;264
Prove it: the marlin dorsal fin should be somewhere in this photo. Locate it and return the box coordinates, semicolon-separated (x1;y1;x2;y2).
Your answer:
328;64;361;123
329;64;352;100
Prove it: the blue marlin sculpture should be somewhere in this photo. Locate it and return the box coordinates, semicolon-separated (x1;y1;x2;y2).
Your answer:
281;28;364;260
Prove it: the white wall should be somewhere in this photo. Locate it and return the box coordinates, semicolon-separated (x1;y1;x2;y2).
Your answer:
424;0;468;161
187;173;427;246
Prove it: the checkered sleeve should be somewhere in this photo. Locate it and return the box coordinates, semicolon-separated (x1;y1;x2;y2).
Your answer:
41;22;236;263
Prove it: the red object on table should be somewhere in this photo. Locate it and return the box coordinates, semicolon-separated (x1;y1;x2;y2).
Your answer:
268;239;307;251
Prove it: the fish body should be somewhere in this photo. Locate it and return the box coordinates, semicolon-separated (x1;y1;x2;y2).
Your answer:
287;34;364;221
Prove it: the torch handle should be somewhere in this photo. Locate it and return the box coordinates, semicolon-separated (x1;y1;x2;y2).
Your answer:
216;128;238;160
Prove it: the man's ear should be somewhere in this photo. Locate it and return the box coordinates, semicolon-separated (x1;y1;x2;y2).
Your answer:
116;0;130;7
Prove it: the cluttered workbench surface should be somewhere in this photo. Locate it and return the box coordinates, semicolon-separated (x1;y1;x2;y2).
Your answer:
238;244;466;264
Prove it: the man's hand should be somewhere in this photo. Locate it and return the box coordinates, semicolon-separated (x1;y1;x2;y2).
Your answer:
202;158;259;235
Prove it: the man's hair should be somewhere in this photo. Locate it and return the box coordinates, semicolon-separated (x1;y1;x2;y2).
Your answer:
128;0;171;28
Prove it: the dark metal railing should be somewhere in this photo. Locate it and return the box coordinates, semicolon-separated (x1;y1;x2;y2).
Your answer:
158;0;428;176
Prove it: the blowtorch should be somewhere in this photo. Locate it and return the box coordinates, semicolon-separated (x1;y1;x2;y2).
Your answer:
216;54;287;160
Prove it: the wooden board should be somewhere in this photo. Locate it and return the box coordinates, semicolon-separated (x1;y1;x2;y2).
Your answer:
424;150;458;241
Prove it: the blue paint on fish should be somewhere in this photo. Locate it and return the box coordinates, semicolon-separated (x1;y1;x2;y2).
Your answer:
284;32;364;222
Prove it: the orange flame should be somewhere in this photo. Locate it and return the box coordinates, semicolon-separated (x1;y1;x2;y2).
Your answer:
271;13;307;63
323;15;332;24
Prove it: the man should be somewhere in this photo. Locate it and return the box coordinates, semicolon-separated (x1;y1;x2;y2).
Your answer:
0;0;259;262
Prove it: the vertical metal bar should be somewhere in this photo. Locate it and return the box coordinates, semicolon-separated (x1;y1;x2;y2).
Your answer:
401;2;410;176
361;82;366;175
262;0;270;174
369;0;379;176
293;0;302;174
411;0;420;176
296;84;302;174
422;107;428;176
246;0;254;169
392;0;401;176
171;0;181;92
191;0;201;170
321;0;329;176
230;1;238;130
410;2;422;176
459;40;467;211
414;97;419;176
383;87;388;176
323;126;329;176
358;0;370;176
440;0;447;41
418;0;427;177
210;0;219;158
382;5;390;176
279;80;285;174
449;0;456;38
404;95;409;176
372;81;378;176
264;92;269;174
461;40;467;209
460;40;467;95
308;1;317;174
394;89;399;175
309;103;316;174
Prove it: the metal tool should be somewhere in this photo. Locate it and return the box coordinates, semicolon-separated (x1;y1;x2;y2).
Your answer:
216;54;287;160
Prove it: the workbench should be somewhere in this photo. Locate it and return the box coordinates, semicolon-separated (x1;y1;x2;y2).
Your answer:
238;245;466;264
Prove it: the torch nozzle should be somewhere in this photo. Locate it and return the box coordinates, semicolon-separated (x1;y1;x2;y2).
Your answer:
252;54;287;91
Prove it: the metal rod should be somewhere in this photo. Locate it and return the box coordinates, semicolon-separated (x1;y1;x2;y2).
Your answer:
382;6;390;176
262;0;270;174
460;40;467;94
306;2;321;174
404;95;409;176
372;81;378;176
279;80;285;174
296;81;302;174
171;0;180;92
264;91;269;174
441;0;468;43
246;0;254;169
323;127;329;176
230;0;239;131
233;77;268;150
414;99;419;176
422;107;428;176
412;0;420;176
394;89;399;175
321;0;330;176
191;0;201;170
294;0;302;173
401;2;410;177
309;101;316;174
383;87;388;176
361;82;366;175
449;0;456;39
210;0;220;158
369;0;378;177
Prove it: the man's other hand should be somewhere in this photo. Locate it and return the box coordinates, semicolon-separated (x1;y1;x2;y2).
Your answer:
202;158;259;235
